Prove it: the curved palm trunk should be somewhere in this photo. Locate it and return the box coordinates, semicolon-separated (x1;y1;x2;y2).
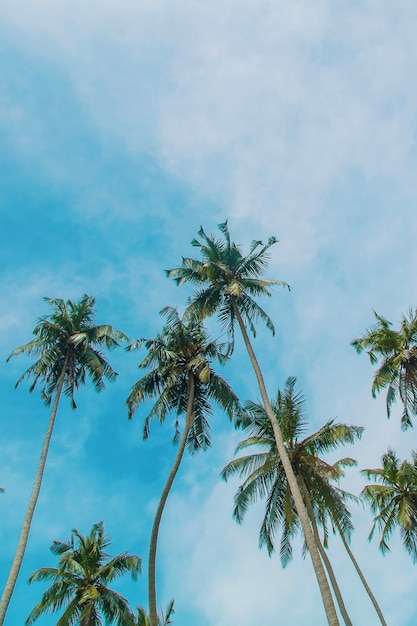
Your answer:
0;357;68;626
232;302;339;626
336;523;387;626
149;375;195;626
298;475;353;626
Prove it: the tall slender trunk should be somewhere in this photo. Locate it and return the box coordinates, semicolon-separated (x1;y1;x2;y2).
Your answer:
232;302;339;626
336;523;387;626
149;375;195;626
0;357;68;626
298;475;353;626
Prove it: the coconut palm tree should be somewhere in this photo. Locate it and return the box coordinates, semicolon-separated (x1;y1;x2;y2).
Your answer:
136;599;175;626
224;378;386;624
167;221;340;625
26;521;141;625
0;295;127;625
126;306;240;626
352;309;417;429
362;449;417;562
222;377;368;626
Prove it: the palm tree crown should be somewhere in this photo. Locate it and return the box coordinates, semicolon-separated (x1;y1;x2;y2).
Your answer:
222;377;362;562
9;294;128;408
166;220;289;349
26;521;142;625
127;306;239;450
352;309;417;429
362;449;417;561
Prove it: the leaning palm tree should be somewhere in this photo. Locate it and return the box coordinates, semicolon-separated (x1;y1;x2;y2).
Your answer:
0;295;127;625
167;221;340;625
362;449;417;562
222;377;375;626
126;306;240;626
26;521;141;625
352;309;417;429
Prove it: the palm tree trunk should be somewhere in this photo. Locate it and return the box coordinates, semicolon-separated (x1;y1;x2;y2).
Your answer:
0;357;68;626
80;612;96;626
336;524;387;626
298;475;353;626
232;301;339;626
149;374;195;626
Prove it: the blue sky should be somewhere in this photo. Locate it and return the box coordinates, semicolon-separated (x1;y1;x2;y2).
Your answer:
1;1;417;624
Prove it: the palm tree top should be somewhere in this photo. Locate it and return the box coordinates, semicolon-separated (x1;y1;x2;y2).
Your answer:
166;221;290;346
352;308;417;428
361;449;417;560
8;295;128;408
234;378;363;460
223;377;362;560
126;306;240;449
27;521;141;625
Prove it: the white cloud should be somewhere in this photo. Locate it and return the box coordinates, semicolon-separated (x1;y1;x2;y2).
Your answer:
3;2;417;214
